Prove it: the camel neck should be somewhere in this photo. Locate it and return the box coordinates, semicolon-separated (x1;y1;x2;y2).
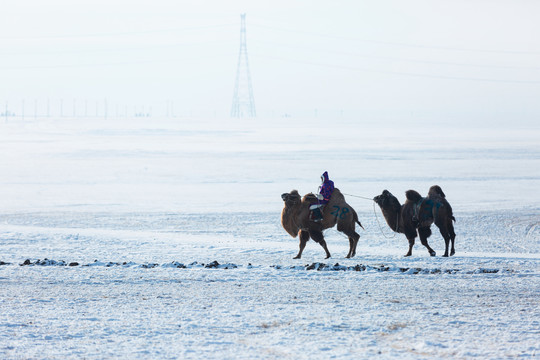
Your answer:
383;207;400;232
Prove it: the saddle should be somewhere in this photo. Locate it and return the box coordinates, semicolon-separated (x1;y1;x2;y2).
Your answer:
304;193;324;222
413;197;441;224
413;197;430;223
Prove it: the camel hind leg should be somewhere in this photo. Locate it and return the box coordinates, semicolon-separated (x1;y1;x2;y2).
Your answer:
449;221;456;256
435;218;455;257
437;225;451;257
337;215;360;258
344;231;360;258
338;222;359;258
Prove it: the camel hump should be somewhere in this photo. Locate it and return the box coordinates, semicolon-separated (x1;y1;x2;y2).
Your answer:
331;188;344;200
303;193;318;204
428;185;446;198
405;190;423;203
326;188;345;205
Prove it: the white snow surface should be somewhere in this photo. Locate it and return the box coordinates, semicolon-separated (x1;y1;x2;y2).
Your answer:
0;117;539;359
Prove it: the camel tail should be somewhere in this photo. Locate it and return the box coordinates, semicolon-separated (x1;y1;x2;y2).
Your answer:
356;220;365;230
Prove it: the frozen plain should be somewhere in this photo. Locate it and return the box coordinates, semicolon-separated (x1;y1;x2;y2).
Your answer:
0;116;539;359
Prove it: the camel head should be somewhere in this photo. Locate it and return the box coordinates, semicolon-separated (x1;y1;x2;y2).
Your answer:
281;190;302;208
374;190;401;212
281;190;305;238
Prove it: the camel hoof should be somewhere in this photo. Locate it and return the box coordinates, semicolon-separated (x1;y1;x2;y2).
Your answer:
430;251;436;257
450;250;455;256
404;253;412;257
293;256;301;259
443;254;449;257
325;255;331;259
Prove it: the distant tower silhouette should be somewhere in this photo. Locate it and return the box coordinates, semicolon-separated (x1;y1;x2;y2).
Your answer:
231;13;256;118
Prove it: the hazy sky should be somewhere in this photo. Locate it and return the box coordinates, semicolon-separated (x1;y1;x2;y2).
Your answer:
1;0;539;122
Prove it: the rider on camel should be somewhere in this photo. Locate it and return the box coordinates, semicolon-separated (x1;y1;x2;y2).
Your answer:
310;171;334;222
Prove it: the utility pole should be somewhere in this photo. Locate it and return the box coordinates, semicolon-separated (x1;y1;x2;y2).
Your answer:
231;13;256;118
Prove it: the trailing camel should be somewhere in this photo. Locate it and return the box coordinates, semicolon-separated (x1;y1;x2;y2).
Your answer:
281;188;364;259
373;185;456;257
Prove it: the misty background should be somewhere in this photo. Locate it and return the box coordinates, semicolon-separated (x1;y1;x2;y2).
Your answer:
1;0;539;125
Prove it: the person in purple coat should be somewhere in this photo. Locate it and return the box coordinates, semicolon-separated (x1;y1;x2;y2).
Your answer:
310;171;334;222
318;171;334;204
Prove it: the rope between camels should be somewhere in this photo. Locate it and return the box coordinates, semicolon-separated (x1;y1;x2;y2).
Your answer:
333;191;398;239
341;193;374;201
341;191;398;239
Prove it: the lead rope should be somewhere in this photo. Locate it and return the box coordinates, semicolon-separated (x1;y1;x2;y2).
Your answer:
342;192;398;239
341;193;374;201
316;191;399;240
343;192;399;239
373;201;397;239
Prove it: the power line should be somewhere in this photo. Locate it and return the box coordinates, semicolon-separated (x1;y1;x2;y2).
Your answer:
252;40;540;71
0;39;234;56
253;54;540;84
0;23;236;41
0;52;236;70
250;23;540;56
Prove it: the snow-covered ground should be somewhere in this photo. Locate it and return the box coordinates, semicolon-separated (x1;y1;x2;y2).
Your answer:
0;116;539;359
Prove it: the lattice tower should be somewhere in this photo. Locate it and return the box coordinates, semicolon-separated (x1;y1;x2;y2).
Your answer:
231;14;256;118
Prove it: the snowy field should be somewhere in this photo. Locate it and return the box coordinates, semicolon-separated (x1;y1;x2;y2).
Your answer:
0;116;539;359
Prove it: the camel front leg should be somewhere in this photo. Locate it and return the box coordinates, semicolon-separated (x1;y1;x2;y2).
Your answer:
294;230;310;259
418;227;436;256
310;230;331;259
405;236;415;257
